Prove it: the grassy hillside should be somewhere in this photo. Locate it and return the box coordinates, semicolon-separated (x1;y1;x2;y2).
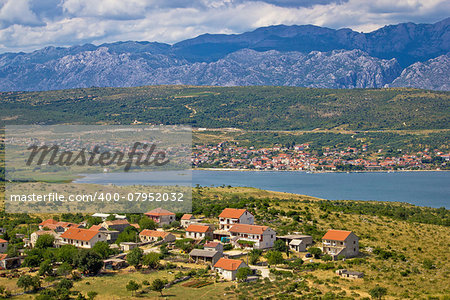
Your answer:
0;86;449;131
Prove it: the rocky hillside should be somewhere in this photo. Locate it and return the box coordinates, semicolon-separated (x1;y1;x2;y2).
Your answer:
390;54;449;90
0;18;448;91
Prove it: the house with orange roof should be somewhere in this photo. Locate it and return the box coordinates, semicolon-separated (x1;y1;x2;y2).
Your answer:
30;230;60;248
39;219;79;232
229;224;276;249
101;219;130;232
213;258;248;280
139;229;176;243
185;224;213;240
0;239;8;253
322;229;359;259
218;208;254;231
181;214;195;228
144;208;175;226
59;228;107;249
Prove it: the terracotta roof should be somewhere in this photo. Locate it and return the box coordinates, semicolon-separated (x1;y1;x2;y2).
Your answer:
229;224;269;235
39;219;58;226
186;224;211;233
145;208;175;216
56;221;78;228
0;254;7;260
42;224;63;230
181;214;193;220
204;241;220;248
89;225;105;231
130;223;140;229
218;208;248;219
0;239;7;243
214;258;245;271
33;230;56;236
105;219;129;226
139;230;170;238
322;230;353;241
60;228;100;242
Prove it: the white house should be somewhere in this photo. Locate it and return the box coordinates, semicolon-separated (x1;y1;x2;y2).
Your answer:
59;228;107;249
144;208;175;226
218;208;254;231
139;230;176;243
213;258;248;280
180;214;195;228
30;230;60;248
0;239;8;253
185;224;213;240
229;224;276;249
322;230;359;259
204;241;224;253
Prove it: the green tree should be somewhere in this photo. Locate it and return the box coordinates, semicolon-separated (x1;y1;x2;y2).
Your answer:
236;267;251;282
6;244;19;257
273;240;288;252
265;251;284;265
22;255;41;268
143;252;160;269
39;259;53;276
151;278;165;296
139;217;157;230
86;217;102;228
92;241;113;259
322;254;333;261
116;226;139;244
309;247;322;259
87;291;98;300
249;249;262;265
127;247;143;269
75;250;103;274
126;280;140;296
57;245;78;264
56;278;73;290
369;286;387;299
17;274;33;292
159;244;169;258
35;234;55;249
57;262;73;278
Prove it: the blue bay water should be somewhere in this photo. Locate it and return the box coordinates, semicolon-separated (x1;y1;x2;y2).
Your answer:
75;170;450;208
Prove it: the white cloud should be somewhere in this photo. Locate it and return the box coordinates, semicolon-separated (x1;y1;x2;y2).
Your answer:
0;0;44;29
0;0;448;53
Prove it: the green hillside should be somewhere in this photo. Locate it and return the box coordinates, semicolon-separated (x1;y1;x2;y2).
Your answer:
0;86;449;130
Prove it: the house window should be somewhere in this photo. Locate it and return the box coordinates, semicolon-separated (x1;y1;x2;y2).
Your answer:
353;241;356;244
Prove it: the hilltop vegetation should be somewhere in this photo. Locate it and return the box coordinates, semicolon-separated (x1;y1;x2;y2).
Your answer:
0;86;449;131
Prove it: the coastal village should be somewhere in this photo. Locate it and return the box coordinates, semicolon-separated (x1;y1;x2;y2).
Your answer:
0;206;368;297
193;142;450;171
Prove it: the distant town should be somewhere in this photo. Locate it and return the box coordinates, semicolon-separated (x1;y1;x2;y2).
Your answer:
193;142;450;171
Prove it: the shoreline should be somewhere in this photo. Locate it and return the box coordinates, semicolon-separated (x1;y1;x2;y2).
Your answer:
194;168;448;173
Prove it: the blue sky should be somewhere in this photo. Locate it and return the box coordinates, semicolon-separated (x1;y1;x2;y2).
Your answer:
0;0;448;53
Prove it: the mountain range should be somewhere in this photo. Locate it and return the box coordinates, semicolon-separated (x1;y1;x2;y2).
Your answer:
0;18;448;91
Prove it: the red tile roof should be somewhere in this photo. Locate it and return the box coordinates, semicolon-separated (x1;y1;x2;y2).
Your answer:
214;258;245;271
139;230;170;238
186;224;211;233
181;214;193;220
204;241;220;248
322;230;353;241
89;225;104;231
229;224;269;235
60;228;100;242
105;219;129;226
145;208;175;216
130;223;140;229
0;239;7;243
0;254;7;260
218;208;248;219
39;219;58;226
